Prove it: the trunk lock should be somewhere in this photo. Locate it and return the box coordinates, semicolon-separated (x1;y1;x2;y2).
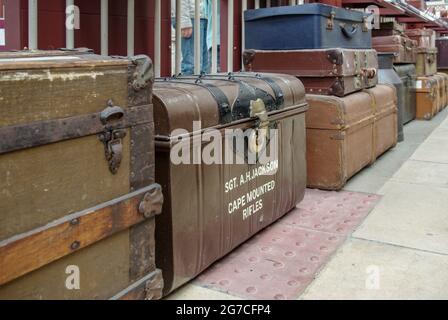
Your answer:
98;100;126;174
249;99;270;154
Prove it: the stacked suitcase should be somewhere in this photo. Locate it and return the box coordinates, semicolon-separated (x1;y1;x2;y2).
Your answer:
244;4;398;190
405;28;444;119
372;21;417;127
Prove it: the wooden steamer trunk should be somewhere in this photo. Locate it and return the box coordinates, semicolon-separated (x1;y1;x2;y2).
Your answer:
306;85;397;190
415;76;438;120
0;50;163;300
372;35;417;64
152;73;309;295
415;48;438;77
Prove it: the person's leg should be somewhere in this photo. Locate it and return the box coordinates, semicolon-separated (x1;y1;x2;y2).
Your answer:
200;19;209;74
181;19;195;75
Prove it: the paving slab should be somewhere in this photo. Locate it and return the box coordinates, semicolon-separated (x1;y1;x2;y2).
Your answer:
411;137;448;164
192;189;379;300
301;238;448;300
166;284;242;300
354;181;448;255
392;159;448;188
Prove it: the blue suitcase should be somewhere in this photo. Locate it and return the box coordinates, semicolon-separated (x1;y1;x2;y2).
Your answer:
245;4;372;50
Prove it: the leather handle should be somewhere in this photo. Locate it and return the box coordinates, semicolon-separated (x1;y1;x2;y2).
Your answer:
340;24;358;38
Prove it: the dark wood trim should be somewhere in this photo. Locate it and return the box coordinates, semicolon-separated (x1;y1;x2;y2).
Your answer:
0;184;163;286
0;104;152;155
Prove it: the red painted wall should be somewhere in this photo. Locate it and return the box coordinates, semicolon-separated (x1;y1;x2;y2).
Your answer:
7;0;172;76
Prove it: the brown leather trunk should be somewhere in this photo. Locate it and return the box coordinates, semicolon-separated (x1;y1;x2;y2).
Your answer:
0;50;163;300
436;72;448;109
405;29;436;49
372;35;417;64
152;73;308;296
433;74;447;111
415;76;438;120
243;49;378;97
372;21;405;37
415;47;438;77
306;85;397;190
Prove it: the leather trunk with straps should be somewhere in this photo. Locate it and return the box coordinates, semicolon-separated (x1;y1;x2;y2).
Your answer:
306;84;397;190
405;29;436;49
415;76;439;120
0;50;164;300
393;64;417;124
243;48;378;97
372;21;405;37
433;73;446;112
152;73;308;295
415;47;438;77
437;72;448;109
372;35;417;64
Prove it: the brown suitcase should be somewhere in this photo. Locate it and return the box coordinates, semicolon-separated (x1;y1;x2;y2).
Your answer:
306;84;397;190
405;29;436;49
415;76;438;120
416;47;438;77
372;21;405;37
243;48;378;97
436;72;448;109
0;50;164;300
372;35;416;64
153;73;309;295
433;74;446;111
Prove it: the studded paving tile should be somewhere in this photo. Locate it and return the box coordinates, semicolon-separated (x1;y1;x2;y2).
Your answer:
194;189;381;300
281;189;381;235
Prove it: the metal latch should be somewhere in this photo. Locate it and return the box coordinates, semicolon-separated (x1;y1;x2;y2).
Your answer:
98;100;126;174
327;11;335;30
249;99;270;155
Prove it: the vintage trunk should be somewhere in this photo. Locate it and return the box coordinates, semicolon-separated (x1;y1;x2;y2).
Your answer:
405;29;436;49
433;74;446;111
415;47;438;77
364;85;398;158
377;53;404;142
372;35;417;64
436;37;448;69
244;4;371;50
438;72;448;109
152;73;308;295
415;76;438;120
372;21;405;37
243;48;378;97
306;84;397;190
393;64;417;124
0;50;164;300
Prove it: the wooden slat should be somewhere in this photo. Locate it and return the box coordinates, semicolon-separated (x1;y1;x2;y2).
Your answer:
0;184;162;286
